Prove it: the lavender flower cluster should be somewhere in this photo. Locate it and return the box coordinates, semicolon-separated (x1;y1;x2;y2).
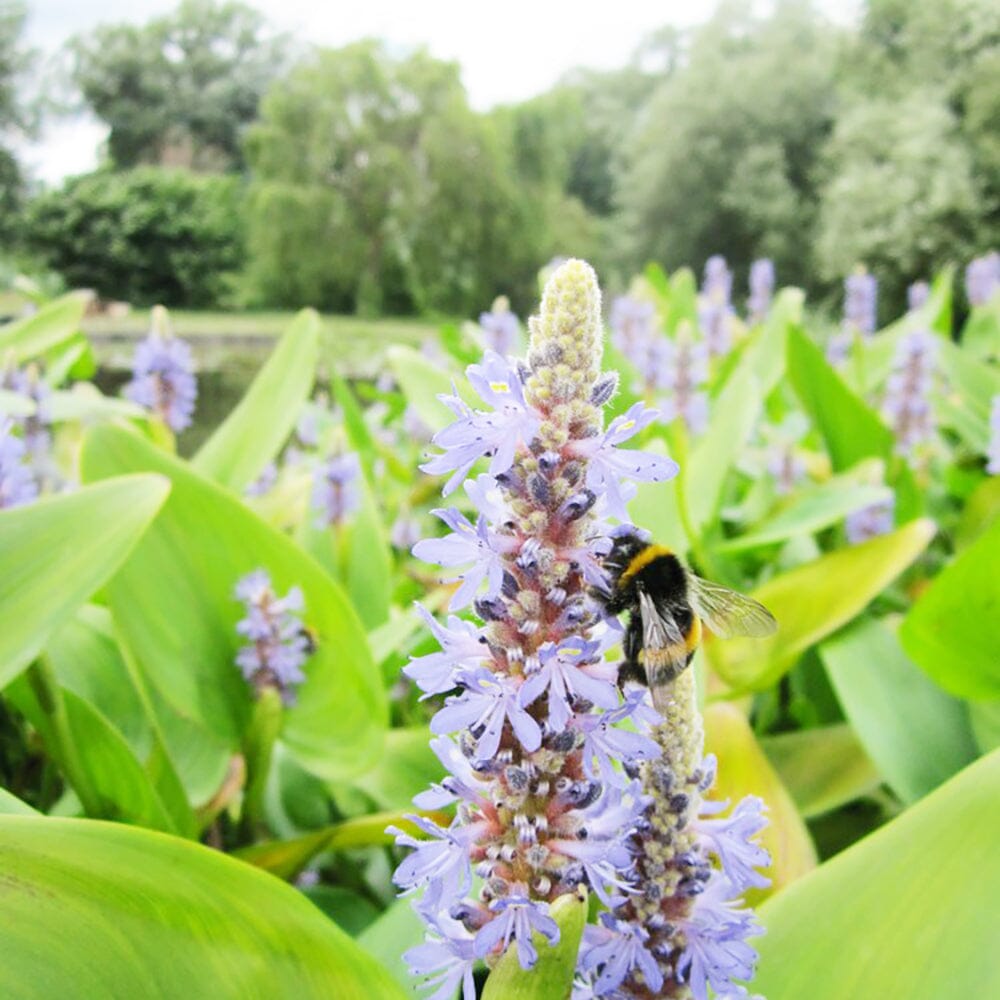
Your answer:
609;297;709;435
395;260;770;1000
882;327;938;460
747;259;775;325
311;452;362;527
234;569;311;705
698;256;735;356
965;251;999;308
0;419;37;510
124;309;198;433
828;267;878;365
479;296;520;356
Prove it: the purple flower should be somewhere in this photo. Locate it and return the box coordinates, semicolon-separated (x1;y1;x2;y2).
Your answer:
965;251;1000;308
578;915;664;996
244;462;277;497
421;352;540;496
573;688;662;788
413;508;513;611
390;514;424;550
430;667;542;759
519;638;620;730
404;912;478;1000
844;268;878;336
311;452;361;526
882;327;937;458
747;259;774;324
659;336;710;434
987;395;1000;476
412;736;485;810
570;403;679;520
699;255;735;356
474;891;560;970
124;330;197;432
389;814;478;910
403;605;490;696
1;363;52;460
907;281;930;312
234;570;311;704
695;796;771;892
480;296;519;355
0;421;37;510
845;494;895;544
676;872;764;1000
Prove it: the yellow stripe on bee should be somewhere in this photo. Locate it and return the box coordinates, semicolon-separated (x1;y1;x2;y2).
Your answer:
685;615;702;653
619;544;675;586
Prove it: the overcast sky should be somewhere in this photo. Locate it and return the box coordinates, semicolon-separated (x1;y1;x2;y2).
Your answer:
22;0;862;183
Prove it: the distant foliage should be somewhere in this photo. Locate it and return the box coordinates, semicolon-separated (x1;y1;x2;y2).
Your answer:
24;168;244;307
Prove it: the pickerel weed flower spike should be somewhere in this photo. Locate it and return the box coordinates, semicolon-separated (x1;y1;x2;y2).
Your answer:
845;493;895;544
480;295;520;355
0;419;37;510
234;569;311;705
658;325;710;435
747;259;774;324
844;266;878;336
311;452;361;527
882;327;937;459
698;255;735;356
1;359;52;461
396;260;765;998
965;251;999;308
987;395;1000;476
124;306;197;432
907;281;929;312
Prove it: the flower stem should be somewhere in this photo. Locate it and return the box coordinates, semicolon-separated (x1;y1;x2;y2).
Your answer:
241;685;283;839
26;655;103;817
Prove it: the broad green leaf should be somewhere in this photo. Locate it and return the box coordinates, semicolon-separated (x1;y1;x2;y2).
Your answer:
761;724;880;819
357;898;427;991
960;302;1000;359
194;309;320;493
6;679;180;832
303;886;380;937
707;518;935;690
0;815;408;999
969;700;1000;754
331;372;379;483
754;750;1000;1000
629;439;687;556
955;476;1000;551
0;788;38;815
740;287;802;394
717;477;891;553
687;368;761;533
0;475;169;689
236;811;436;881
482;889;587;1000
0;292;88;362
354;726;442;811
704;704;816;900
386;345;470;432
821;618;976;803
900;516;1000;700
787;324;893;470
81;424;386;781
935;339;1000;451
45;387;146;423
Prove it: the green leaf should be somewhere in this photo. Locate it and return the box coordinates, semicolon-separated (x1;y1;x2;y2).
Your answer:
717;475;891;553
754;749;1000;1000
969;700;1000;754
236;810;438;881
482;889;587;1000
45;387;146;423
740;287;801;394
0;815;408;999
707;519;935;690
900;516;1000;700
193;309;320;493
81;424;386;781
821;618;976;804
761;724;880;819
386;345;468;432
0;788;38;815
357;898;427;991
354;726;442;811
704;704;816;899
6;678;180;832
687;367;761;534
955;476;1000;551
0;292;88;362
331;373;379;484
0;475;169;689
787;325;893;470
0;389;35;416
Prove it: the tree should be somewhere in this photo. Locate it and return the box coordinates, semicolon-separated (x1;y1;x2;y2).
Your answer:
244;41;559;315
0;1;30;240
69;0;291;170
615;0;838;291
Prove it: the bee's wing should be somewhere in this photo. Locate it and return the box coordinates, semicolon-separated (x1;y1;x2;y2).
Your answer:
638;589;685;649
686;573;777;640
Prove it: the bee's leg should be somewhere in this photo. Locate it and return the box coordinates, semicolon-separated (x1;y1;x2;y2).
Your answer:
617;616;646;688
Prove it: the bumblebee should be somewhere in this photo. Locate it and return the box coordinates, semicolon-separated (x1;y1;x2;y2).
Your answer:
599;528;777;710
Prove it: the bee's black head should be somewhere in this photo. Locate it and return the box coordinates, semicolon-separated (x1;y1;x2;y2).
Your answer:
604;525;653;581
